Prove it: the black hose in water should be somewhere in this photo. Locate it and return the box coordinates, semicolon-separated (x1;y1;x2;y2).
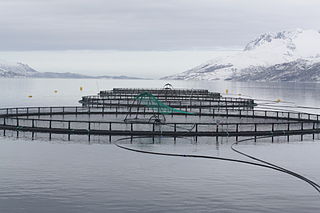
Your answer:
114;136;320;195
231;136;320;193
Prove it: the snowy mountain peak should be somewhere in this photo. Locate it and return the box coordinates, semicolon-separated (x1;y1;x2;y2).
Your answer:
0;60;38;77
244;29;300;51
163;29;320;82
244;29;320;59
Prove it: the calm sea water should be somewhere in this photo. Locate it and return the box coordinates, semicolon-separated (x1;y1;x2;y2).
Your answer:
0;78;319;213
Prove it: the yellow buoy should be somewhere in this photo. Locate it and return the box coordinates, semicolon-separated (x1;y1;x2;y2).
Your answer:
54;90;58;93
80;86;83;91
276;99;281;103
225;89;229;94
28;95;32;98
238;93;241;96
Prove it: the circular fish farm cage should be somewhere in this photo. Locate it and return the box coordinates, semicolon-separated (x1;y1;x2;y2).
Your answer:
81;87;254;110
0;85;320;143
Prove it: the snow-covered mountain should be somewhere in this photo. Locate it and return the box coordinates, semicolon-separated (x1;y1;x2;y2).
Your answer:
0;60;38;77
163;29;320;81
0;59;146;79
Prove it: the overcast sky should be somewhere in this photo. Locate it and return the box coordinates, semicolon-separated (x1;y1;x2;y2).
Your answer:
1;0;320;51
0;0;319;77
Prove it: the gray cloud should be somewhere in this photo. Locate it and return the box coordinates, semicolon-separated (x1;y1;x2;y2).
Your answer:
0;0;319;50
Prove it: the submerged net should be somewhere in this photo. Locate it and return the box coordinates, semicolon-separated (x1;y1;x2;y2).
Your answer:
135;91;194;115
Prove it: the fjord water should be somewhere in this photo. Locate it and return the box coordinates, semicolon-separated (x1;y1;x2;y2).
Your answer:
0;78;319;213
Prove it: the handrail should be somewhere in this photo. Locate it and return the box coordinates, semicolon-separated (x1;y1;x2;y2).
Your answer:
0;106;319;120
